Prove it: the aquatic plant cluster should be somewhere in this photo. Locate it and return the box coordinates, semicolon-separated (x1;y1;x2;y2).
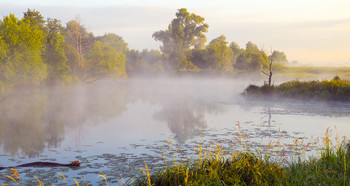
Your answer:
244;76;350;101
1;127;349;185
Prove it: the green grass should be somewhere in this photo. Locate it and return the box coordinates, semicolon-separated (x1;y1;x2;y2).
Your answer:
134;132;350;186
134;152;285;185
244;76;350;101
285;132;350;185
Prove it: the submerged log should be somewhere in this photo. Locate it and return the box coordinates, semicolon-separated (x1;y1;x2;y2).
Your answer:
0;160;80;170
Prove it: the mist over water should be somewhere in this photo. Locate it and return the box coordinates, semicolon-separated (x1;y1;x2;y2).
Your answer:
0;78;349;184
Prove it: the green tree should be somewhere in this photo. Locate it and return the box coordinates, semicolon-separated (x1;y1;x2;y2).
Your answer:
95;33;128;53
205;35;233;73
44;18;71;83
192;35;234;74
126;49;144;75
153;8;208;71
85;41;127;79
64;43;80;78
126;49;165;76
0;33;7;62
234;41;269;72
234;42;269;73
142;49;165;73
64;18;93;72
0;14;47;85
245;41;260;53
229;42;244;66
270;50;288;64
22;9;47;58
190;48;206;70
22;9;46;31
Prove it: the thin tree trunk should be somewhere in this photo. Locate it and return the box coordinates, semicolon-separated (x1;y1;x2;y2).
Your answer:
78;32;82;67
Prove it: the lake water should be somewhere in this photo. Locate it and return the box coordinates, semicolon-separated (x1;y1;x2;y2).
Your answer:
0;78;349;185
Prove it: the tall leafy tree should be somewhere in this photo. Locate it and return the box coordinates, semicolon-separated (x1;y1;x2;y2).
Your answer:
245;41;260;53
95;33;128;53
64;43;80;77
270;50;288;64
229;42;244;66
85;41;127;79
235;41;269;73
44;18;70;83
192;35;233;74
126;49;144;74
0;14;47;85
64;18;93;72
153;8;208;71
205;35;233;73
0;33;7;63
22;9;46;31
126;49;165;76
22;9;47;57
141;49;165;73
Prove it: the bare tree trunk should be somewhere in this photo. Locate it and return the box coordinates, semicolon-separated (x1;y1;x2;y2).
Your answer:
78;32;82;67
261;49;273;85
74;16;82;68
268;56;273;85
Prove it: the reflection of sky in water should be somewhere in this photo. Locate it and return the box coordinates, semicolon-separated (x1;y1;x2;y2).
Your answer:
0;78;349;184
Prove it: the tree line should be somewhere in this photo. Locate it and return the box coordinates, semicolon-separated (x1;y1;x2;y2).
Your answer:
0;8;288;88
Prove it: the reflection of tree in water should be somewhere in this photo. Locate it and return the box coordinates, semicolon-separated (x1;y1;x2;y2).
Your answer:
0;82;128;158
154;100;207;143
261;106;272;127
0;88;48;158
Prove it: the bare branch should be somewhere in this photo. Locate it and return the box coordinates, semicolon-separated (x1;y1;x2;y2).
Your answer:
261;71;269;76
263;65;269;70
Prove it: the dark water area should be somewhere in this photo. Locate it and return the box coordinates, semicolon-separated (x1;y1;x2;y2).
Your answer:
0;78;349;185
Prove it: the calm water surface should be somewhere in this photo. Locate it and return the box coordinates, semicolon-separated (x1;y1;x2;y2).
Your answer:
0;78;349;184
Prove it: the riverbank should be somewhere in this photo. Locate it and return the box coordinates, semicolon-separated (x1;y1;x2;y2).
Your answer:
134;137;349;185
243;76;350;101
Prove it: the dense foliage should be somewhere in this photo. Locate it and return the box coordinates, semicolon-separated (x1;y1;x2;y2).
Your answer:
153;8;208;72
0;8;290;88
0;9;128;88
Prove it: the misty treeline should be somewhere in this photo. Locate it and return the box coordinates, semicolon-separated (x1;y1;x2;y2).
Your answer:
0;8;288;88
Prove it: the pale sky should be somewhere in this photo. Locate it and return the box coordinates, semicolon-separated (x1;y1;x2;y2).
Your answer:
1;0;349;66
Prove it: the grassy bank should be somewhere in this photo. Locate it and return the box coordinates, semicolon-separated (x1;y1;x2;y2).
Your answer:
134;135;350;185
244;76;350;101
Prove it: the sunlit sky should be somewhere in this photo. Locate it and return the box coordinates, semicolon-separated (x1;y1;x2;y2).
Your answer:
1;0;350;66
